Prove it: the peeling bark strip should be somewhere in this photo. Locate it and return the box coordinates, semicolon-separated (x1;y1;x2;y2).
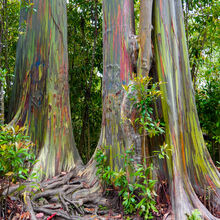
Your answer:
137;0;154;76
102;0;137;170
153;0;220;218
10;0;82;179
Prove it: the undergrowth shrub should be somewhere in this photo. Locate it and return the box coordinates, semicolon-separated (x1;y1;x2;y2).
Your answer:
0;125;38;218
186;209;202;220
0;125;36;189
95;76;170;219
123;76;165;137
95;146;158;219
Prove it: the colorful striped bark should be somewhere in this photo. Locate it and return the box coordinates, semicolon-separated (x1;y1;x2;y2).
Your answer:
153;0;220;218
9;0;219;218
99;0;220;219
10;0;82;179
101;0;137;170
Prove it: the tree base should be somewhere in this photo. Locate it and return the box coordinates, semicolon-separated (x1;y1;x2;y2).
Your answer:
2;168;219;219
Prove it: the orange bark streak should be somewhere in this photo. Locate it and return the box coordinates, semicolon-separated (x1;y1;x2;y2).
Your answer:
64;106;69;122
181;132;187;173
206;175;217;194
160;0;163;14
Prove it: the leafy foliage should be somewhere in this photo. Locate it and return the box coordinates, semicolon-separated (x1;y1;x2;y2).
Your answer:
182;0;219;84
67;0;103;162
0;125;36;183
0;125;39;219
0;0;20;120
196;75;220;161
95;146;158;219
123;76;165;137
182;0;220;162
186;209;202;220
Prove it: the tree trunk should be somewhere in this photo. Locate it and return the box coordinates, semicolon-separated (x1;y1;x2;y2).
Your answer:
0;84;3;125
10;0;82;179
0;0;5;125
100;0;141;170
153;0;220;218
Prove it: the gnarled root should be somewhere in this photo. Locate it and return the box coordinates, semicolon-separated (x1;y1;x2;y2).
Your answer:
24;169;109;219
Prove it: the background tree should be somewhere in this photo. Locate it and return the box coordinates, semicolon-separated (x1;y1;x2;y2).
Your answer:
67;0;103;163
182;0;220;162
0;0;20;124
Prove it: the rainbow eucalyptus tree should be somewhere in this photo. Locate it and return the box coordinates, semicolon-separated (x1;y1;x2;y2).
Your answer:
10;0;82;178
94;0;220;219
82;0;138;189
100;0;137;169
153;0;220;218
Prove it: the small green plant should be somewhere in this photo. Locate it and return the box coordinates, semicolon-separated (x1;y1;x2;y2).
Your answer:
153;143;172;159
186;209;202;220
0;68;7;90
98;205;108;211
0;125;36;183
0;125;38;218
123;76;165;137
95;146;113;186
123;76;168;164
95;146;158;219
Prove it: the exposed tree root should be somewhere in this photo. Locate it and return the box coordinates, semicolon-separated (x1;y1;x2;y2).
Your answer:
24;192;37;220
22;169;111;220
3;167;219;219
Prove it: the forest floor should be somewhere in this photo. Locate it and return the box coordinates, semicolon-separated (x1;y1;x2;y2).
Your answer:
0;171;171;220
1;169;219;220
0;195;170;220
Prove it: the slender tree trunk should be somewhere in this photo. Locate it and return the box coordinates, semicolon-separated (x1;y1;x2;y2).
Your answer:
0;81;3;124
4;0;9;96
10;0;82;179
153;0;220;218
0;84;3;125
0;0;4;125
87;120;91;162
